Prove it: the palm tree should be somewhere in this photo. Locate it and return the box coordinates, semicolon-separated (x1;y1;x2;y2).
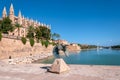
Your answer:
56;33;60;39
52;33;60;40
15;23;22;37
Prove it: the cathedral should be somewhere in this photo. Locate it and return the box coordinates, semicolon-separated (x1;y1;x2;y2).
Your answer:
1;3;50;37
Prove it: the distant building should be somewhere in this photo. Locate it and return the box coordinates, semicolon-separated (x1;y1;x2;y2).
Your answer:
1;3;50;37
70;43;79;46
53;39;69;45
66;43;81;51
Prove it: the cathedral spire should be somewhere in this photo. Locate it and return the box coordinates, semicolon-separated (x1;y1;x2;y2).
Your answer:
9;3;15;24
18;10;22;18
10;3;14;11
9;3;14;14
2;6;7;18
18;10;22;25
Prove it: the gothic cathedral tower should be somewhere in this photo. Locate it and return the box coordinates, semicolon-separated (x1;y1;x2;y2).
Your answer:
18;10;22;25
9;3;14;24
2;7;7;18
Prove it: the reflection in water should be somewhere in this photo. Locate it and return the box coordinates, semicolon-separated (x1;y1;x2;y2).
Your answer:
69;50;81;54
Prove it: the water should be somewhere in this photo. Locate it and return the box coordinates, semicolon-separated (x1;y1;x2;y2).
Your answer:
34;49;120;66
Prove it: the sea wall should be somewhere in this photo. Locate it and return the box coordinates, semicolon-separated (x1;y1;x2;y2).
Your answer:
0;38;81;64
66;44;81;52
0;38;54;60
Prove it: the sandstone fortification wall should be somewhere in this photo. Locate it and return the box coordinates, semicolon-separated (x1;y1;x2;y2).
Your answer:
0;38;54;60
66;45;81;52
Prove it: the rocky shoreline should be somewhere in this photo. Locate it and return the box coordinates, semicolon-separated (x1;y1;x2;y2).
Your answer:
2;52;53;64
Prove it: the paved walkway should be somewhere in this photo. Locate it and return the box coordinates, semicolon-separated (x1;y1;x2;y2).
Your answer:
0;61;120;80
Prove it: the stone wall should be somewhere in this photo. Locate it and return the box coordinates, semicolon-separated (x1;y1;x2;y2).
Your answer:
66;44;81;52
0;38;54;60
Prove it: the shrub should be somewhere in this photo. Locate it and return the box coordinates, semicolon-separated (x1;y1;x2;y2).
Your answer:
41;39;44;46
50;42;56;46
29;38;35;47
40;40;50;48
0;32;2;41
21;37;27;45
44;40;49;48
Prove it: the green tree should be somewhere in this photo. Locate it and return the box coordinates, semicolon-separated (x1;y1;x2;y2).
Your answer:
51;33;55;40
26;26;35;39
56;34;60;39
15;23;22;36
39;26;51;40
25;26;51;48
52;33;60;40
34;27;42;42
0;17;14;34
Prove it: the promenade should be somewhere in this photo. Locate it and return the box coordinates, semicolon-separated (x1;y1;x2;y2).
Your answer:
0;61;120;80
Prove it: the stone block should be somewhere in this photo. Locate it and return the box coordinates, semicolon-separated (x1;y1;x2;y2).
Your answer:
49;58;70;74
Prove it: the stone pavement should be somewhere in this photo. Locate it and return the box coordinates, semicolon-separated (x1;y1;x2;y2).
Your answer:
0;61;120;80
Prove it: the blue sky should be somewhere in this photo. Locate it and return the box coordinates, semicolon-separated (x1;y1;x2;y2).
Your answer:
0;0;120;46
